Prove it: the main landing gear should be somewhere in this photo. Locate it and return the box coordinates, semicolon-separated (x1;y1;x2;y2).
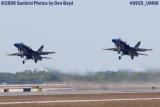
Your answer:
35;60;37;63
118;54;123;60
131;55;134;60
22;57;27;64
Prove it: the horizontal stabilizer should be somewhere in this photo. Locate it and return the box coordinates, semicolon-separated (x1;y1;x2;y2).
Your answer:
138;53;148;56
41;57;52;59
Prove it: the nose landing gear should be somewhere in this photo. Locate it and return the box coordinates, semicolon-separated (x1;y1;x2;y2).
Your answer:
22;60;25;64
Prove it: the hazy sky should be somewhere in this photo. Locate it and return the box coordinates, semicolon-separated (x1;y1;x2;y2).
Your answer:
0;0;159;73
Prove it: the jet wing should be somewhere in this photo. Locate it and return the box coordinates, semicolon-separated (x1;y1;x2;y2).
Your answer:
39;51;56;55
103;48;119;51
136;48;152;51
7;52;23;56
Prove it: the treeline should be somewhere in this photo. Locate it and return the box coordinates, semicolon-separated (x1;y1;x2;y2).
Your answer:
0;70;63;84
0;69;160;84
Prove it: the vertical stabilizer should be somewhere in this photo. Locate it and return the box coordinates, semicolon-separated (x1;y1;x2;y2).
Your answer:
37;45;44;52
134;41;141;48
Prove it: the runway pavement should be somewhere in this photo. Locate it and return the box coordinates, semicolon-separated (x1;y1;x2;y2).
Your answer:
0;83;160;96
0;97;160;105
0;87;159;96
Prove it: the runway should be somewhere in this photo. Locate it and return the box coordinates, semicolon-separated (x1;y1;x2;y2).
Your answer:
0;87;160;96
0;92;160;107
0;83;160;96
1;97;160;105
1;83;160;107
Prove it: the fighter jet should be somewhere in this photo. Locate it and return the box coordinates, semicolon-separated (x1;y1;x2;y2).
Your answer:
103;38;152;60
8;43;56;64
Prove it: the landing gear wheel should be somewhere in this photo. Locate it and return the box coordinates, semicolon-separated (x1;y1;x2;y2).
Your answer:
22;60;25;64
119;56;121;60
35;60;37;63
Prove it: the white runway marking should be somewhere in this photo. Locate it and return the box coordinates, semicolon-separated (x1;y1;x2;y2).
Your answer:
0;98;160;105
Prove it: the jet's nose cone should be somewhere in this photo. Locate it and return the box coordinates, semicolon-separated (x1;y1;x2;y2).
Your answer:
112;39;117;43
14;43;18;47
14;43;23;48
